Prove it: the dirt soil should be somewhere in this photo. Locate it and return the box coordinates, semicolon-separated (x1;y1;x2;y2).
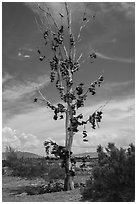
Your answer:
2;175;88;202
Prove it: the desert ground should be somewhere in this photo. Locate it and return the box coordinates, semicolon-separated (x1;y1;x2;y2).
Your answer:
2;174;90;202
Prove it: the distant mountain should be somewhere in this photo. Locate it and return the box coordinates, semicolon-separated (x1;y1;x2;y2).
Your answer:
2;151;42;160
75;152;98;158
2;150;98;160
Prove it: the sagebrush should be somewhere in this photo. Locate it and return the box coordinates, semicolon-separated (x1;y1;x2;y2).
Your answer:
81;143;135;202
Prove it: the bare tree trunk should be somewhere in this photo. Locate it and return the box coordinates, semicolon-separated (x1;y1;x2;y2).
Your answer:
64;103;75;191
64;156;74;191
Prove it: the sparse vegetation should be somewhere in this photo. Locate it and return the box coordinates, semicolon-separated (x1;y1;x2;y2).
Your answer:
3;147;65;182
3;157;65;181
2;175;82;202
4;157;48;178
2;143;135;201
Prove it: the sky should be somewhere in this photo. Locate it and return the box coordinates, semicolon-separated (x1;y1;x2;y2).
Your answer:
2;2;135;156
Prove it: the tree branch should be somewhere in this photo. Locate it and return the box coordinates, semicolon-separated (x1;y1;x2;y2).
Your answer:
34;17;44;34
35;86;56;110
76;53;83;62
65;2;73;59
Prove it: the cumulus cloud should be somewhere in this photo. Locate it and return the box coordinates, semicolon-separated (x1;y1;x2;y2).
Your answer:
2;127;40;153
4;106;66;142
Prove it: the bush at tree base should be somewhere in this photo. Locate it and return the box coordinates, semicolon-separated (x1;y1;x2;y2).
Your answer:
10;182;64;195
81;143;135;202
48;164;65;181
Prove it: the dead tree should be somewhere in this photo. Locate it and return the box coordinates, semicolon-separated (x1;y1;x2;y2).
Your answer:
34;2;106;191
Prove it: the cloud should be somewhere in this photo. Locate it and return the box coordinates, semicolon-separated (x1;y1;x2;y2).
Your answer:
17;47;34;60
2;72;14;84
71;96;135;153
101;81;134;95
24;2;134;61
24;55;30;58
26;2;134;23
113;2;135;19
2;74;50;123
3;74;50;102
2;73;51;126
24;2;65;27
3;105;66;155
20;47;33;52
18;52;22;56
92;2;135;20
96;52;134;63
2;127;41;153
18;51;31;59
